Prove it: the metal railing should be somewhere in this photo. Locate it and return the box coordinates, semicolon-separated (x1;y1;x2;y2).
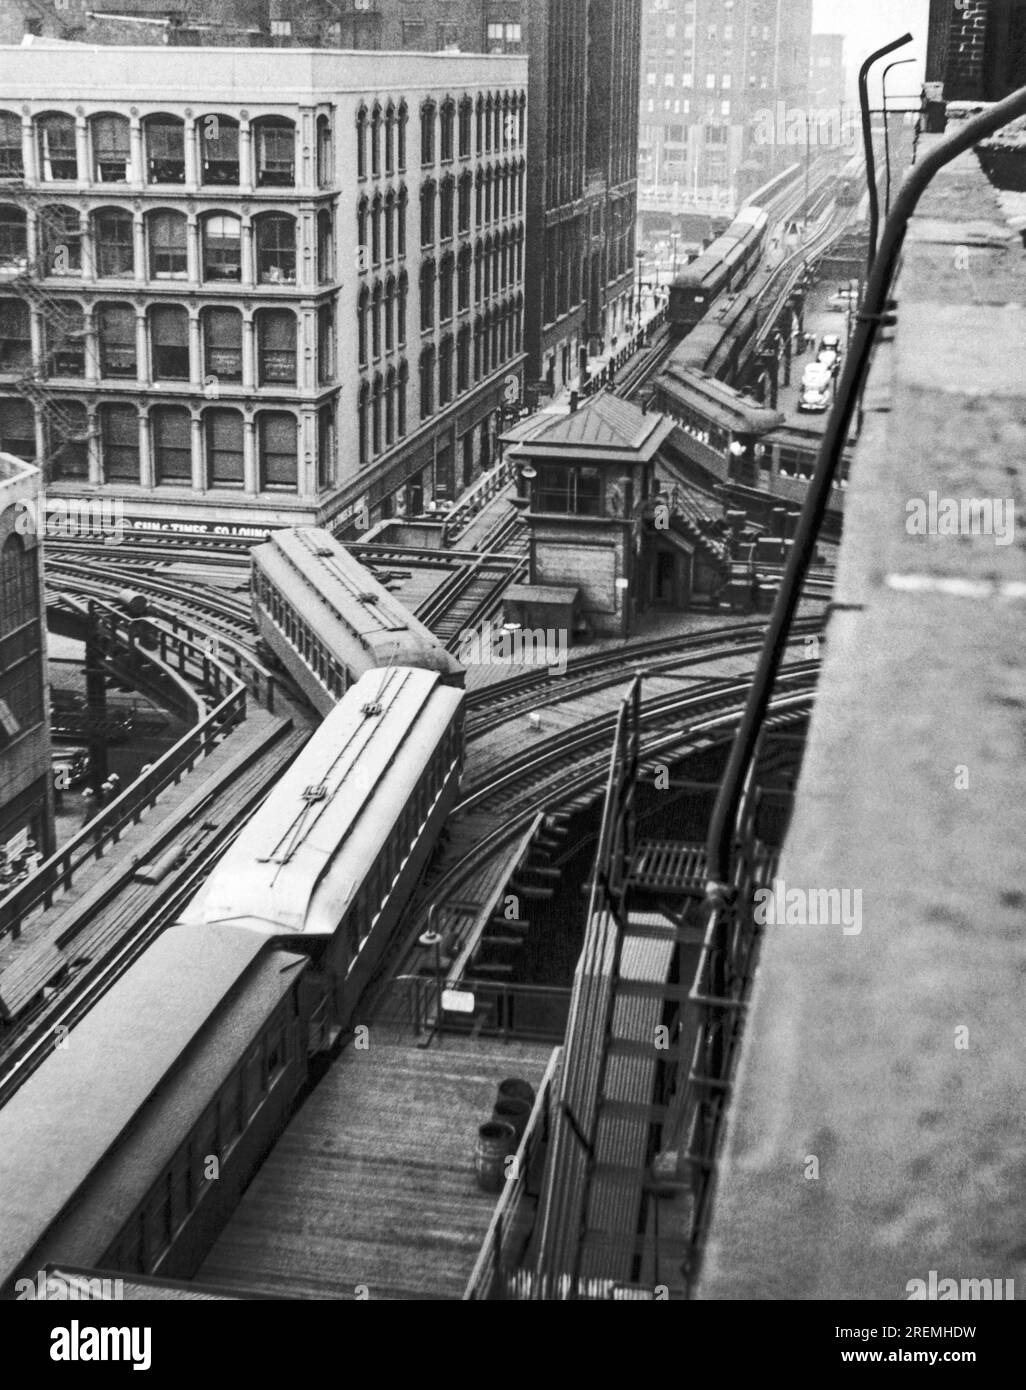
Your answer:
441;454;517;545
380;972;571;1046
0;600;248;940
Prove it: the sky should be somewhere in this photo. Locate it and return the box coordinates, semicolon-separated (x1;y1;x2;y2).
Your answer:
812;0;931;103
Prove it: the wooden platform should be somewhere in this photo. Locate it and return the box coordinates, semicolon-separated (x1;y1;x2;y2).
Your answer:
198;1034;554;1301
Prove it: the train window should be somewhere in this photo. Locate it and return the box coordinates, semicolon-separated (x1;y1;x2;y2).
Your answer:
223;1069;246;1141
143;1174;174;1268
244;1043;265;1120
193;1101;220;1190
267;1020;287;1083
169;1143;192;1232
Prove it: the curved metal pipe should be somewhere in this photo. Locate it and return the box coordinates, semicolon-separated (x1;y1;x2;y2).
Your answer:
883;58;917;217
860;33;914;273
705;81;1026;895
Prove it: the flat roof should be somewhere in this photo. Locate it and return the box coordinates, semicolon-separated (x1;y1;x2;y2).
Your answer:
0;924;305;1288
179;666;463;937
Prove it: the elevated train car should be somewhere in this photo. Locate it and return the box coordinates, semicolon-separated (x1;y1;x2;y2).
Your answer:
668;205;769;330
252;527;464;717
178;665;464;1034
665;284;762;382
836;152;866;206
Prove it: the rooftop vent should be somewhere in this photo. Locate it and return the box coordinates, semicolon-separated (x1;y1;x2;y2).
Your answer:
361;701;382;717
358;592;379;605
302;783;328;802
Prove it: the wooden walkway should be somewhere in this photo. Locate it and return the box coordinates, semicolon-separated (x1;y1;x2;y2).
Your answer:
199;1034;553;1300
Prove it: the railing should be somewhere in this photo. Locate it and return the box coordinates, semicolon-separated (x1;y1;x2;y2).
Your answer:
464;1046;562;1300
441;454;516;545
155;612;280;713
579;311;669;401
0;600;248;941
380;973;571;1046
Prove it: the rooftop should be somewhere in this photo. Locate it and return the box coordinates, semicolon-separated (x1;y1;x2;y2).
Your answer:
508;392;676;466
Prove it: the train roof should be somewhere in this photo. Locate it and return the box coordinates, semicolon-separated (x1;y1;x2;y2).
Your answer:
732;204;769;230
178;666;463;939
675;234;746;289
254;527;463;682
0;925;305;1293
657;364;785;435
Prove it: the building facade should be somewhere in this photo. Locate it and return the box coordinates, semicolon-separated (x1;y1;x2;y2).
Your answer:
0;45;527;531
0;452;54;868
810;32;846;112
926;0;1026;103
638;0;813;219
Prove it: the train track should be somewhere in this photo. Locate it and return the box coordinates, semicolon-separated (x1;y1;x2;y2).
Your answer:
464;615;824;734
416;508;529;649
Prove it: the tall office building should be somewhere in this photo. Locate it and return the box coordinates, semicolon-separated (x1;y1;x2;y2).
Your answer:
926;0;1026;103
638;0;813;217
810;33;846;112
0;44;528;531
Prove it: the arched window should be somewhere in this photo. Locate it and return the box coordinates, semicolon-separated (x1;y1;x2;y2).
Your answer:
152;405;192;483
440;98;455;162
384;102;395;176
150;304;189;379
420;99;436;167
371;280;382;359
93;207;133;279
458;171;472;234
201;213;241;282
357;284;369;367
397;270;408;348
357;195;368;267
419;259;435;332
0;112;24;178
474;240;484;305
358;381;369;465
317;302;335;385
356;105;367;180
457;245;471;313
397;358;408;436
384;189;395;262
100;402;139;482
371;371;383;455
384;274;396;353
144;115;185;183
439;175;454;241
458;97;472;160
370;103;382;177
439;252;454;323
385;365;396;446
420;179;435;249
199;114;239;185
254;117;295;187
256;307;297;385
476;96;485;155
38;205;81;275
475;168;484;226
97;303;137;378
317;114;333;188
258;412;297;490
91;114;130;182
370;192;382;266
482;234;493;299
397;100;408;173
255;213;296;284
397;185;408;257
36;113;76;181
438;334;453;407
473;319;483;381
318;401;335;488
456;326;470;393
419;345;435;417
148;209;187;279
202;306;242;382
317;208;334;283
0;534;37;636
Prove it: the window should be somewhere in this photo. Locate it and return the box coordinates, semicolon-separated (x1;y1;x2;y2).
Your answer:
397;270;408;347
318;403;334;487
439;176;454;241
420;180;435;248
37;114;76;181
383;103;395;176
259;412;297;489
152;405;192;483
100;403;139;482
370;103;381;177
440;99;455;162
145;116;185;183
0;112;23;178
150;305;189;379
439;253;453;322
383;190;395;261
371;281;382;358
92;114;130;182
371;372;382;454
419;259;435;331
356;105;367;180
419;345;434;416
397;185;407;256
50;401;88;478
148;210;187;279
397;358;408;435
317;303;334;385
458;172;471;234
457;246;471;312
203;307;242;382
317;208;334;283
357;284;369;367
200;114;239;185
397;101;407;173
43;300;84;377
438;334;452;407
384;365;396;445
370;193;381;265
94;208;134;278
317;114;333;187
38;205;80;275
0;300;30;372
202;214;241;282
0;205;26;270
98;304;137;379
456;326;469;392
205;408;244;486
384;276;395;353
256;214;296;284
420;99;435;166
0;398;35;460
536;464;603;516
358;381;369;465
255;119;295;187
258;309;296;385
458;98;472;159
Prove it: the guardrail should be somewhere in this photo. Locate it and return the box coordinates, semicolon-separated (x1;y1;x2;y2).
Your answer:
464;1047;562;1300
381;973;571;1046
580;311;669;401
0;599;248;942
155;612;280;713
441;455;517;545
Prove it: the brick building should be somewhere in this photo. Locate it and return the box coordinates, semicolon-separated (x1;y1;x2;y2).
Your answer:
926;0;1026;103
0;453;54;866
0;44;527;531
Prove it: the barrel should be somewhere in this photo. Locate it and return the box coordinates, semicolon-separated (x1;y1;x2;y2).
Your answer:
497;1078;536;1109
476;1121;516;1193
491;1097;531;1145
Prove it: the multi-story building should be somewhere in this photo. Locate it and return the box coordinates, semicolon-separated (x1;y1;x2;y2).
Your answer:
0;44;527;531
638;0;813;220
0;452;54;866
810;33;846;113
926;0;1026;103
